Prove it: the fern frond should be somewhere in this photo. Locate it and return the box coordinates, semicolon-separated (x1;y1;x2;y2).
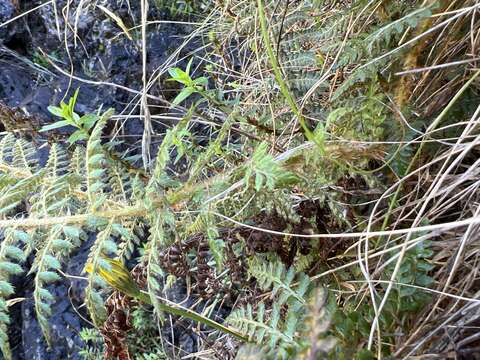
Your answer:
84;221;116;326
147;112;190;193
29;144;74;217
31;225;63;344
117;220;144;261
31;224;82;343
0;229;29;360
228;302;294;346
188;115;234;182
145;210;174;317
229;258;314;358
0;134;15;164
12;138;38;175
86;110;113;211
0;171;44;216
108;162;132;203
247;257;309;304
365;7;432;53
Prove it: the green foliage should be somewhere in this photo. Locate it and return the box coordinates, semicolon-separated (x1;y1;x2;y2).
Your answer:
152;0;207;16
0;229;29;360
244;142;298;192
128;307;168;360
31;225;82;344
79;328;104;360
227;258;313;359
41;89;99;144
331;241;434;359
229;258;335;359
0;0;458;358
167;58;208;105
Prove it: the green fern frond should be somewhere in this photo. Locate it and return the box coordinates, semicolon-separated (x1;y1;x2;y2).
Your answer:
0;134;15;164
31;224;82;344
84;221;116;326
145;207;176;318
365;7;432;53
228;258;315;358
117;220;143;261
228;302;294;346
0;171;44;216
247;257;309;304
86;110;113;211
188;115;234;183
0;229;29;360
29;144;74;217
32;225;63;344
12;138;38;174
147;112;191;194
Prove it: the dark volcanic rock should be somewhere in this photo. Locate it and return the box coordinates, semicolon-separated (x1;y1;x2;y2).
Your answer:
0;1;14;23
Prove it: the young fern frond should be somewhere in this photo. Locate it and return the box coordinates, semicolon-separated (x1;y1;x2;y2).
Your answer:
12;138;37;174
108;163;131;203
0;134;15;164
117;219;143;261
228;302;295;346
0;171;44;217
70;146;86;178
29;144;74;217
147;112;190;194
31;224;82;342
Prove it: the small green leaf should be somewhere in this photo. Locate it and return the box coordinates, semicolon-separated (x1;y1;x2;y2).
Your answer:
70;88;80;111
0;262;23;275
72;112;81;124
168;68;191;85
0;281;14;297
255;173;264;191
63;225;80;239
52;239;74;251
172;88;194;105
68;130;88;144
38;271;61;283
185;57;194;76
40;120;72;132
79;114;99;130
47;106;64;118
193;77;208;87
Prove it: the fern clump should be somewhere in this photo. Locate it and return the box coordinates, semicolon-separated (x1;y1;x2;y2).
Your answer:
1;0;476;358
